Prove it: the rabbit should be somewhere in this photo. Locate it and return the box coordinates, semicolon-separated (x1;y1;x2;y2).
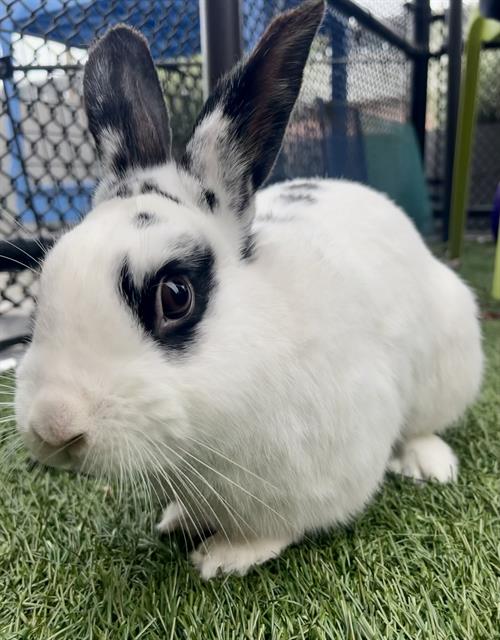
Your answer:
15;0;483;579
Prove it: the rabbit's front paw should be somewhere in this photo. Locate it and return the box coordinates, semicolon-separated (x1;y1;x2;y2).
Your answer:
157;502;211;537
389;434;458;483
157;502;184;533
191;533;291;579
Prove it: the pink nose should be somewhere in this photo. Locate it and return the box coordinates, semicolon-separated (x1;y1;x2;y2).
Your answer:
29;396;85;449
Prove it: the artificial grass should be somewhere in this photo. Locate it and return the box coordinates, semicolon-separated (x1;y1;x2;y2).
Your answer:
0;242;499;639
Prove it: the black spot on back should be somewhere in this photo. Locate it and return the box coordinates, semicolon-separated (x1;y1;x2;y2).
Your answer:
279;193;315;204
287;181;319;191
257;211;295;223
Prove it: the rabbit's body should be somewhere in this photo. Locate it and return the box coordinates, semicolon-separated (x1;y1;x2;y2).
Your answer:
256;178;482;443
15;1;483;578
170;177;482;542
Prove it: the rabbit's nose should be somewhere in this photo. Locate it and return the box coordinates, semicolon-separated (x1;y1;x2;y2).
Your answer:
29;397;86;449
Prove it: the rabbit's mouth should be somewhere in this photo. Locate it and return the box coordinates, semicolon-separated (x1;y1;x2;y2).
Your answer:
21;427;86;472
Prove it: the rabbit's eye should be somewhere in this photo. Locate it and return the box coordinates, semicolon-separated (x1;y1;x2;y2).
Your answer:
158;276;194;322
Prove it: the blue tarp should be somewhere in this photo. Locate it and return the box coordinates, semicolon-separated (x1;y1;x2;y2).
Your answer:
1;0;201;60
0;0;205;224
2;2;433;233
0;0;303;224
2;0;303;59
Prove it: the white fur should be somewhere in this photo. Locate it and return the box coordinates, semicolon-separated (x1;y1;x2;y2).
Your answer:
156;501;210;535
15;176;483;577
14;0;484;576
388;434;458;483
185;108;256;237
191;533;292;580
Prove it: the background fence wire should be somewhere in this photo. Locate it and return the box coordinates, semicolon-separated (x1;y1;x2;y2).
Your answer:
242;0;414;182
0;0;499;321
427;0;500;226
0;0;203;315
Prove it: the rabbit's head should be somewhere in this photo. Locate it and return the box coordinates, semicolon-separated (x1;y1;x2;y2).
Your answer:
15;1;324;475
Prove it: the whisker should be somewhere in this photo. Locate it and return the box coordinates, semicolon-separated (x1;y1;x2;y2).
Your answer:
0;209;48;252
135;431;220;544
141;434;251;545
137;440;206;547
0;436;25;476
160;433;280;491
41;433;85;465
78;433;95;475
175;443;293;531
0;254;39;275
138;441;202;548
0;236;45;271
0;431;18;444
132;442;158;532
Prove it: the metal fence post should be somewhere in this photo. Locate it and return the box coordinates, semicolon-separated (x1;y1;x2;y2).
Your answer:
442;0;463;241
199;0;243;98
411;0;431;157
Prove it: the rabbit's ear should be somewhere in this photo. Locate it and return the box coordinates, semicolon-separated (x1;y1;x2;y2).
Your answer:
184;0;324;227
84;25;171;181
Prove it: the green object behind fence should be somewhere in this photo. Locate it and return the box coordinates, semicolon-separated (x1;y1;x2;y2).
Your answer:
448;7;500;300
363;116;433;235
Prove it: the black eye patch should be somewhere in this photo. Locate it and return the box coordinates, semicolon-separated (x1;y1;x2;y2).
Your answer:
119;247;215;352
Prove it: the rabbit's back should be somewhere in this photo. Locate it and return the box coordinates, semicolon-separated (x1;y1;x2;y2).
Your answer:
255;178;482;441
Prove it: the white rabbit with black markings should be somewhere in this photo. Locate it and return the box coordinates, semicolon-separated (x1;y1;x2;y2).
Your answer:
15;0;483;579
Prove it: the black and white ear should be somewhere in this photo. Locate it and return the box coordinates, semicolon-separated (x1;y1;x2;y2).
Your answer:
184;0;324;227
84;24;171;184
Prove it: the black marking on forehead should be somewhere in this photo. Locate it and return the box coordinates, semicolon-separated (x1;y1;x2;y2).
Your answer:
287;181;320;191
182;148;250;218
140;180;181;204
203;189;217;212
135;212;157;227
241;232;257;260
119;247;215;352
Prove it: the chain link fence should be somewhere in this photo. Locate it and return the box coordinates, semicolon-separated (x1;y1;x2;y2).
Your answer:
0;0;499;329
252;1;428;231
426;0;500;227
0;0;202;317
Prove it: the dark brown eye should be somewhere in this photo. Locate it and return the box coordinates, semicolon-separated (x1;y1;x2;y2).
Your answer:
159;276;194;321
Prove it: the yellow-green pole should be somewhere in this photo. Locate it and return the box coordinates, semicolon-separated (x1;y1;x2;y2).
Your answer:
493;232;500;300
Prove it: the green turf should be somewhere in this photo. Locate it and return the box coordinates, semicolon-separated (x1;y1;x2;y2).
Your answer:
1;242;499;639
